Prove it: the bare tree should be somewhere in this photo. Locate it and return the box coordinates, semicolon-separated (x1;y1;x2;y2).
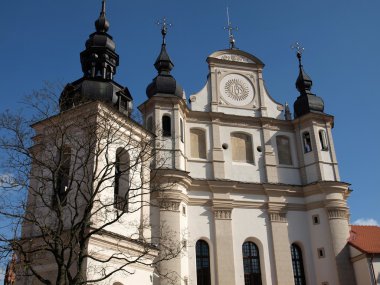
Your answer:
0;88;183;285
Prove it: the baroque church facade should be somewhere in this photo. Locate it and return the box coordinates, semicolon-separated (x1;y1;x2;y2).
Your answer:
16;2;368;285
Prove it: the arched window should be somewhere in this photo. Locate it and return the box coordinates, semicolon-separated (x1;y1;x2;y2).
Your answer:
302;132;312;153
276;136;292;165
190;129;206;159
55;146;71;205
196;240;211;285
162;115;171;137
114;148;129;212
231;133;253;163
318;130;328;151
242;242;262;285
291;244;306;285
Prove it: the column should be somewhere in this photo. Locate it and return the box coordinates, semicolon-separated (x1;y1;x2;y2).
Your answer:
159;199;182;285
327;207;355;285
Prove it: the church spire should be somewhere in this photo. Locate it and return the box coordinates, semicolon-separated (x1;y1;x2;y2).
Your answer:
291;43;324;118
224;7;238;49
60;0;133;114
95;0;109;33
153;18;174;75
80;0;119;80
146;18;183;98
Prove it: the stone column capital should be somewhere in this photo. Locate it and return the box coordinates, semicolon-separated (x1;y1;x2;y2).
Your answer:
327;208;349;220
268;212;287;223
159;199;181;212
213;208;232;220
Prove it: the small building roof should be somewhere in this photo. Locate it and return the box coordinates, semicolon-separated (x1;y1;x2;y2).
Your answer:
348;225;380;254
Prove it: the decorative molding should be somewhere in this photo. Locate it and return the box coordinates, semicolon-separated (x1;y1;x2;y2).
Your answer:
160;201;181;212
327;208;348;220
219;73;254;106
213;209;232;220
224;78;250;102
216;54;254;63
269;212;287;223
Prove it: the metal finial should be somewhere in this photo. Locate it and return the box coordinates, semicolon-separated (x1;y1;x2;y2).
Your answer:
224;7;238;49
157;17;172;45
101;0;106;15
291;42;305;66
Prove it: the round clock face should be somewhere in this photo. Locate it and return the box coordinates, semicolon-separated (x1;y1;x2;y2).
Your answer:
219;74;254;106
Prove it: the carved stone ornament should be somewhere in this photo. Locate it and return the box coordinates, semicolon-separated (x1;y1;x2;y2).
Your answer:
269;212;287;223
216;54;254;63
214;209;232;220
327;208;348;220
219;74;254;106
160;201;180;212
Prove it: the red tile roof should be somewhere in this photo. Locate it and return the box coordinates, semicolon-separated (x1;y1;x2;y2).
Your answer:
348;225;380;254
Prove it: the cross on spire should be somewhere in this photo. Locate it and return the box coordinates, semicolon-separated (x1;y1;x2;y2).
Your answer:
157;17;172;45
224;7;238;49
291;42;305;65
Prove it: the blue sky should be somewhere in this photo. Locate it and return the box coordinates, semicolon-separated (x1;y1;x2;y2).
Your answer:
0;0;379;271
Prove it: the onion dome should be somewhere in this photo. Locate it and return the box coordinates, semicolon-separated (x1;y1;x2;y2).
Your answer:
293;50;324;118
146;20;183;98
59;0;132;116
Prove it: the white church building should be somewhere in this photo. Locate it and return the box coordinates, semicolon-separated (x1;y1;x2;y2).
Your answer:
13;2;380;285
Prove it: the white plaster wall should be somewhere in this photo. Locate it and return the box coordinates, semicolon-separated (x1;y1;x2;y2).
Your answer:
352;257;372;285
305;164;318;183
374;257;380;285
287;211;317;285
187;161;213;179
218;105;261;117
180;202;189;283
179;115;186;170
189;79;211;112
87;242;154;285
187;205;215;285
320;149;331;162
186;123;213;179
262;87;283;119
232;208;274;285
321;164;336;181
306;208;340;285
277;167;302;185
230;193;267;203
221;126;265;183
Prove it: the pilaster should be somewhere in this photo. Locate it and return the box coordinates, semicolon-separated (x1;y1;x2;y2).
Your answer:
212;202;236;285
211;119;225;179
262;123;278;183
267;205;294;285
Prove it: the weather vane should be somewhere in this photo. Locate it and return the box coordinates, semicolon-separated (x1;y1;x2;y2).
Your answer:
224;7;238;49
157;17;172;45
291;42;305;65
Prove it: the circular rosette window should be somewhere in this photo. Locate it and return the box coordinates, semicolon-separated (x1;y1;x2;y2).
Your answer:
219;74;254;106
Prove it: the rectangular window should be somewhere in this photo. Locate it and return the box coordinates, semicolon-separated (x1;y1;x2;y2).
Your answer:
319;130;329;151
231;133;253;163
190;129;206;159
317;247;325;258
276;136;292;165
